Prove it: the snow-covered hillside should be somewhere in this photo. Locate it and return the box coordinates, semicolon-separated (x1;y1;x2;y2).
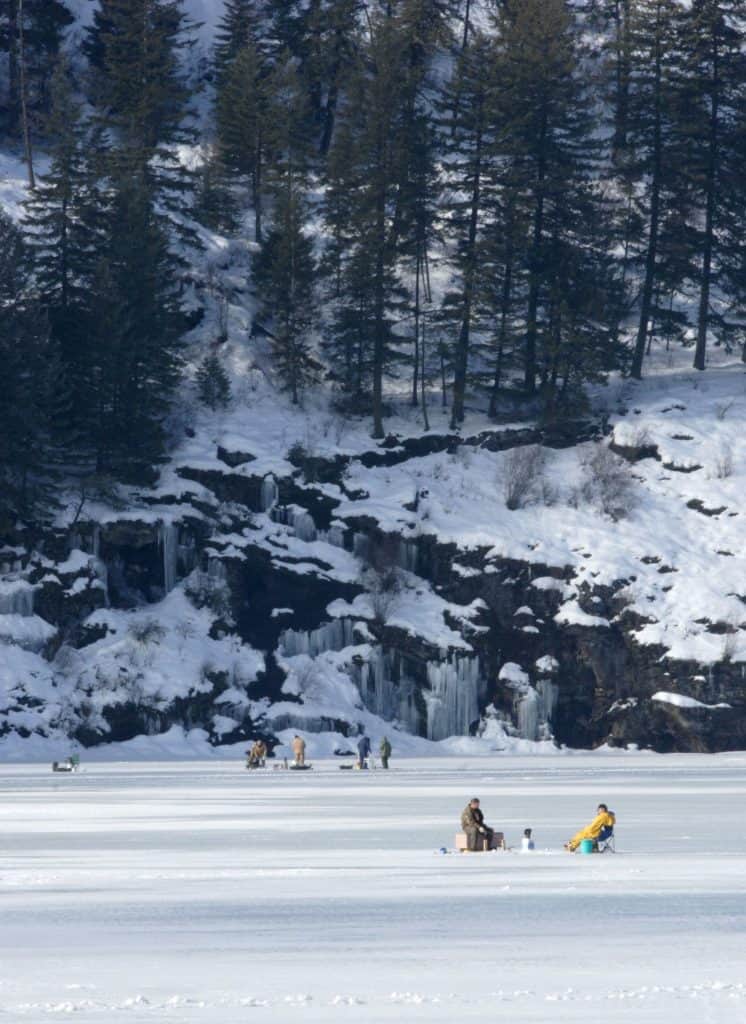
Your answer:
2;2;745;759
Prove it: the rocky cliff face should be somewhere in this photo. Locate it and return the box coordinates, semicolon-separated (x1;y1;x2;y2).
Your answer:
2;396;744;754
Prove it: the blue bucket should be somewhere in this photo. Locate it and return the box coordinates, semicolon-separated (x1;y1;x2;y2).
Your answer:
579;838;595;855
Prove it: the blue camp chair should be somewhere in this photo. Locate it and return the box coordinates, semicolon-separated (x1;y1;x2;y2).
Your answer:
595;816;616;853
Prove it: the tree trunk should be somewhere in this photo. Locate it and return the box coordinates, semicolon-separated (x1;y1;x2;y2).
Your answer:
694;30;719;373
411;245;421;405
18;0;35;188
612;0;632;159
253;131;263;244
488;249;513;419
421;302;429;430
450;99;483;429
372;185;387;440
631;24;663;380
524;113;547;395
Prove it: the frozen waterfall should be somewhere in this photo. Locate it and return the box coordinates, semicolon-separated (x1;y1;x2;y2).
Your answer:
260;475;279;512
160;522;179;594
351;647;422;735
279;618;357;658
425;654;483;741
0;580;35;617
516;679;558;741
272;505;318;543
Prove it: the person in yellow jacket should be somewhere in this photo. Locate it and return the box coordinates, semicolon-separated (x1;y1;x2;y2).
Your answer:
564;804;615;852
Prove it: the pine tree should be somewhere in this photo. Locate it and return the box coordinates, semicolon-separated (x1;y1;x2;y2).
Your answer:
215;40;268;242
0;211;63;523
196;353;232;409
0;0;73;135
255;190;317;403
591;0;634;158
626;0;688;378
323;13;408;437
437;31;495;428
23;61;97;392
85;0;195;481
256;57;317;404
213;0;263;81
491;0;622;412
679;0;746;370
306;0;361;154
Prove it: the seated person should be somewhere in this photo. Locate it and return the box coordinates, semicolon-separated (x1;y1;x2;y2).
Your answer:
246;740;266;767
460;798;495;851
564;804;615;852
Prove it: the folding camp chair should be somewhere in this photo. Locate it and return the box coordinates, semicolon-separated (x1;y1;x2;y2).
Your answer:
596;821;616;853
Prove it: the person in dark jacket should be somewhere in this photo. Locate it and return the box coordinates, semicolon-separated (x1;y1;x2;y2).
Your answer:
357;734;371;768
460;798;494;851
379;736;392;769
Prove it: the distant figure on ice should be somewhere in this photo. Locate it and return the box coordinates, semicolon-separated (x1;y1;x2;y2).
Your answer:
379;736;391;769
564;804;615;852
246;740;267;768
292;735;306;766
357;733;371;768
460;798;495;851
522;828;535;851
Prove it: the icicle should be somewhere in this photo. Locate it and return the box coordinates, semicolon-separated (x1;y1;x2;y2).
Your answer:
398;539;418;574
517;688;540;741
160;522;179;594
0;580;35;616
353;533;370;561
208;557;228;583
350;647;421;735
425;654;482;740
279;618;356;657
318;524;346;549
178;533;197;576
290;509;317;543
515;679;557;741
260;475;279;512
271;505;317;542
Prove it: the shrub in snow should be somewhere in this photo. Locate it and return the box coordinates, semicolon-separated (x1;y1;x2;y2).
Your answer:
185;570;232;620
502;445;545;510
196;354;231;410
128;618;166;646
286;441;319;482
713;444;734;480
362;567;402;626
577;445;636;520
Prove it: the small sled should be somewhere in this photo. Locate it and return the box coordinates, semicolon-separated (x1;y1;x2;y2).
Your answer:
52;755;80;773
288;762;313;771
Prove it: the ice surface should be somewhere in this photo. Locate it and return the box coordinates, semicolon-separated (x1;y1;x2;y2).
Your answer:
2;754;746;1023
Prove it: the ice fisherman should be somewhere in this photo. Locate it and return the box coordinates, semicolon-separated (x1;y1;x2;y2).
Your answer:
357;733;371;768
460;798;495;851
379;736;392;769
246;739;267;767
564;804;615;852
521;828;535;851
292;734;306;766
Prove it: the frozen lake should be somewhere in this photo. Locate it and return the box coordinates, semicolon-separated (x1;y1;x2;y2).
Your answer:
1;754;746;1022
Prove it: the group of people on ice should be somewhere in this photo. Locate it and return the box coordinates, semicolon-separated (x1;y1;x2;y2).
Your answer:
460;798;616;853
247;733;392;770
356;734;392;769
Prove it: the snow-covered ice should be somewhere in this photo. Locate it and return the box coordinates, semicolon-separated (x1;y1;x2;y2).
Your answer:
2;754;746;1022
